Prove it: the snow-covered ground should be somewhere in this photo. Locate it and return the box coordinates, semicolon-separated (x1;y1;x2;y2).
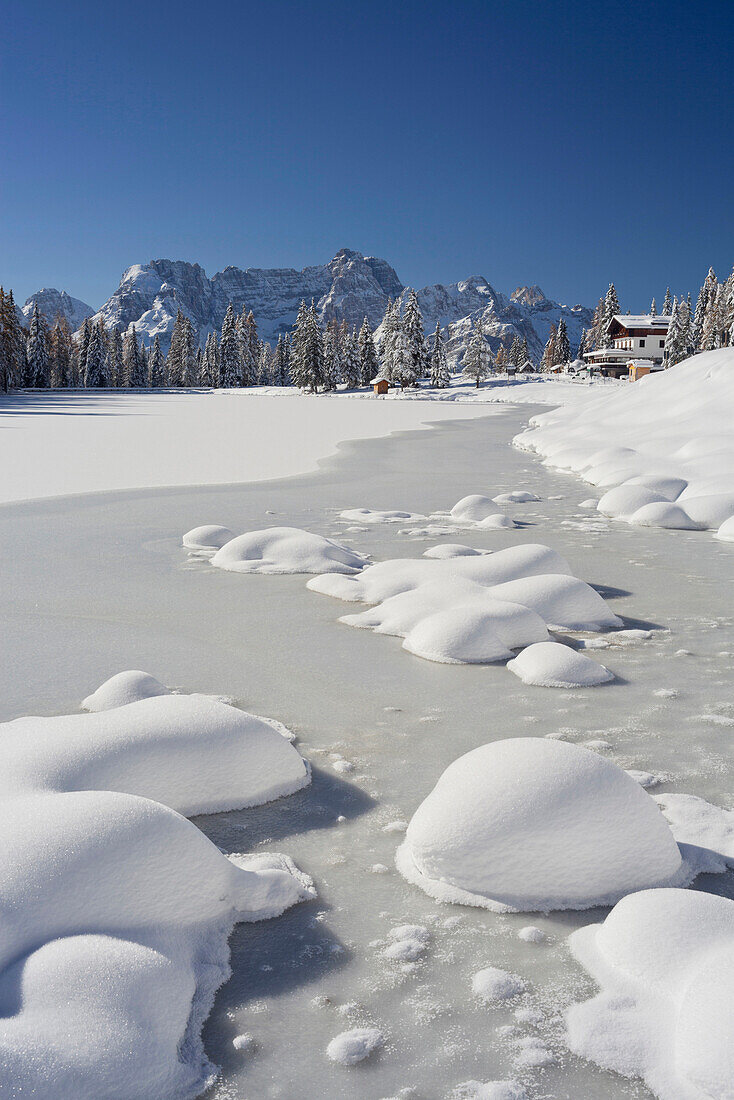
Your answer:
1;380;733;1099
0;377;609;505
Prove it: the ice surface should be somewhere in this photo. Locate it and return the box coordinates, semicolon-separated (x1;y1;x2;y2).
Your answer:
567;888;734;1100
211;526;369;575
450;1083;528;1100
397;738;685;911
340;508;426;524
506;641;614;688
0;682;313;1099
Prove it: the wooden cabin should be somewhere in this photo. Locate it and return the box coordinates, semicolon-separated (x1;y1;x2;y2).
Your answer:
628;359;665;382
372;377;389;395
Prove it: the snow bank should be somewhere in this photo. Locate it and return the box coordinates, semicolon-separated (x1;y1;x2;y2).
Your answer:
478;512;516;529
210;526;369;575
422;543;489;559
309;543;620;667
507;642;614;688
0;678;313;1099
567;888;734;1100
450;494;499;522
182;524;235;550
715;514;734;541
515;349;734;538
396;738;684;911
326;1027;383;1065
82;669;171;711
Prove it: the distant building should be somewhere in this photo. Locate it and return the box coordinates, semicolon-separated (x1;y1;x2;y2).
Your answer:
628;359;665;382
584;315;670;378
372;377;389;395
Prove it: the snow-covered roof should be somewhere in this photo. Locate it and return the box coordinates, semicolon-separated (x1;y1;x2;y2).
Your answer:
628;359;664;369
610;314;670;330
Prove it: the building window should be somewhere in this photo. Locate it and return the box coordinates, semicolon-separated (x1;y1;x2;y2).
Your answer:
659;340;664;348
640;339;646;347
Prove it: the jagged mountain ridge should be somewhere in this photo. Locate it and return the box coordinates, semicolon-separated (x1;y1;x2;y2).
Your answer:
21;289;95;332
24;249;592;363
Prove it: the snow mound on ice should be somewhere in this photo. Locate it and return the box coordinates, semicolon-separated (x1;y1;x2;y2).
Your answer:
515;349;734;538
82;669;171;711
0;684;313;1100
715;514;734;541
211;526;369;575
403;600;546;665
396;738;684;911
422;543;488;559
450;1082;528;1100
340;507;425;524
382;924;430;961
627;501;701;530
471;967;528;1003
477;512;517;529
326;1027;383;1065
507;642;614;688
450;495;499;522
1;692;310;815
310;543;619;665
567;888;734;1100
492;491;540;504
182;524;234;550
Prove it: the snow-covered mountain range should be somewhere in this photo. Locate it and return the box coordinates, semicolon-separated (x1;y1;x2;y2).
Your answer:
21;288;95;332
22;248;592;362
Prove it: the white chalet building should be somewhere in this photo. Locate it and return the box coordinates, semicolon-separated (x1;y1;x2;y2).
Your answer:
584;314;671;378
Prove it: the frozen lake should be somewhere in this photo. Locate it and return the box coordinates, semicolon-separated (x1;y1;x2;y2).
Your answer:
1;404;732;1100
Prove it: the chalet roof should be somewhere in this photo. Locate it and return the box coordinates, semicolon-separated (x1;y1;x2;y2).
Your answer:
609;314;670;331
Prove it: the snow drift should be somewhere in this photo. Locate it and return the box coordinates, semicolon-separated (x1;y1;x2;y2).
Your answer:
308;543;621;667
567;888;734;1100
0;676;313;1099
507;641;613;688
210;526;369;575
514;349;734;536
396;738;685;911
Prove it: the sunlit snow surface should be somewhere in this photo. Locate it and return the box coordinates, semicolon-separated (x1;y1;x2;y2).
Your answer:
1;401;733;1099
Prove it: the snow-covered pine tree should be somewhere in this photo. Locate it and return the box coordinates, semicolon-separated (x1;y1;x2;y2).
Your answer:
258;342;274;386
180;318;197;386
389;322;413;389
165;310;185;386
404;289;426;382
149;335;165;387
139;341;149;386
461;319;491;387
554;317;571;366
84;321;107;387
199;334;213;387
122;325;142;387
576;328;587;360
26;304;50;388
586;298;605;351
49;316;72;387
429;322;450;387
238;307;258;386
0;290;24;390
377;299;400;382
219;304;240;387
323;329;341;391
650;297;657;317
106;328;123;388
76;317;92;388
664;298;688;367
340;328;362;389
540;325;557;373
722;267;734;347
601;284;620;347
357;317;379;385
662;287;672;315
303;302;325;392
273;334;288;386
508;335;522;367
289;301;310;388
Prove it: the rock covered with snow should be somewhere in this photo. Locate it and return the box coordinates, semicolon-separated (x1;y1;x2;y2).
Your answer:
210;526;369;575
81;669;171;711
396;738;684;911
22;287;95;332
471;967;528;1003
182;524;235;550
0;678;314;1099
450;495;498;522
715;514;734;541
507;642;614;688
403;600;547;665
515;349;734;538
326;1027;383;1065
422;543;489;559
567;888;734;1100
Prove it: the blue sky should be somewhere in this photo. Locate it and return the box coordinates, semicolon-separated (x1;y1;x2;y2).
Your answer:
2;0;732;311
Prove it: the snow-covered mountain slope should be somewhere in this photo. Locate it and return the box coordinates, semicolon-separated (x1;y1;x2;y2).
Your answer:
84;248;591;358
22;288;95;331
382;277;591;364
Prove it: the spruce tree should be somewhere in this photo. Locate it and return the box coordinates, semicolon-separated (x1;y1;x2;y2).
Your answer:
554;317;571;366
180;318;197;386
84;322;107;387
357;317;379;385
139;341;149;386
49;316;72;387
258;342;274;385
650;297;657;317
576;328;587;361
149;335;165;387
429;322;450;387
341;328;362;389
165;310;185;385
238;307;258;386
303;302;325;392
77;318;92;387
664;299;690;368
377;299;399;382
26;304;50;388
289;301;310;388
219;304;240;387
122;325;142;387
461;319;491;387
273;333;289;386
601;284;620;347
323;330;341;391
662;287;672;315
540;325;557;373
403;289;426;381
107;328;123;388
0;290;23;389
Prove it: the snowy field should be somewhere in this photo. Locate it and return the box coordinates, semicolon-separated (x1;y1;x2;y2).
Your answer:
0;376;609;505
1;372;733;1100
